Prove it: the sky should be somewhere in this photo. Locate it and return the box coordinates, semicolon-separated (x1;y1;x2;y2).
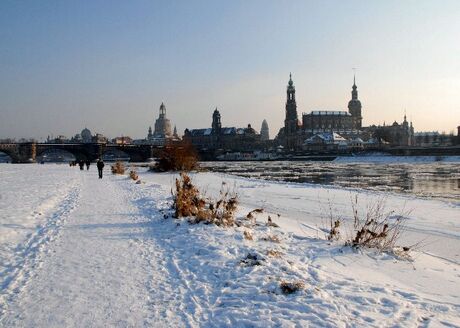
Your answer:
1;0;459;140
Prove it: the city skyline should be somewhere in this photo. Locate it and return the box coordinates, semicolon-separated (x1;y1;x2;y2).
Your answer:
1;1;460;140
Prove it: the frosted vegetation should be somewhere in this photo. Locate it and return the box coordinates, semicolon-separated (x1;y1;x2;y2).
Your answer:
0;164;459;327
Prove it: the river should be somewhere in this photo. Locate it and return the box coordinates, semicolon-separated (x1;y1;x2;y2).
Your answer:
201;156;460;202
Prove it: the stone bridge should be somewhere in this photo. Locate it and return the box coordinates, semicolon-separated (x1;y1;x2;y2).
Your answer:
0;143;163;163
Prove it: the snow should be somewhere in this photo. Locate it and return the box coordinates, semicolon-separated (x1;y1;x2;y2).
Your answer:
0;164;459;327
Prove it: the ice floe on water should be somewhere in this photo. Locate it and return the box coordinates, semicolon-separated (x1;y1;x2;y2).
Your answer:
201;156;460;202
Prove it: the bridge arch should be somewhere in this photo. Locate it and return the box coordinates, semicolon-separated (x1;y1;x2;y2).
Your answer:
35;146;93;162
0;146;20;163
36;148;77;163
0;150;14;163
101;148;131;162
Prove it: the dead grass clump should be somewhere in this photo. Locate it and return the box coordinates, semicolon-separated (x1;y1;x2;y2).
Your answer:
261;234;281;243
129;170;139;180
280;280;305;294
111;161;125;174
152;140;199;172
243;230;253;241
347;195;408;251
266;249;283;257
173;173;238;227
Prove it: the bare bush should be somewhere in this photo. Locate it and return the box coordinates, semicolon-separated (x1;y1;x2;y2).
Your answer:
129;170;138;180
152;140;199;172
280;280;305;294
346;195;408;251
173;173;238;227
111;161;125;174
327;219;341;241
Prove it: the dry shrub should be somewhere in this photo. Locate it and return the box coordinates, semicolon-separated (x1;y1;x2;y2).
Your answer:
327;219;341;241
280;280;305;294
111;161;125;174
261;234;281;243
246;208;264;225
266;249;283;257
152;140;198;172
267;216;280;228
347;195;408;251
173;173;238;227
243;230;253;241
129;170;139;180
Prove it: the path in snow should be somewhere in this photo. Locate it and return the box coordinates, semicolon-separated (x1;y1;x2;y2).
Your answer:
0;169;183;327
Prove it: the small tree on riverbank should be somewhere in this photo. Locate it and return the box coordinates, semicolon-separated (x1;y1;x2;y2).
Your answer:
151;140;199;172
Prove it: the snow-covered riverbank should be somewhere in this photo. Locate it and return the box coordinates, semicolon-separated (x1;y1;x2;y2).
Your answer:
0;164;459;327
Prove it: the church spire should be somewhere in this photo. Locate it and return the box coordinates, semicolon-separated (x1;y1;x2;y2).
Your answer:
348;73;362;130
284;73;298;141
351;75;358;100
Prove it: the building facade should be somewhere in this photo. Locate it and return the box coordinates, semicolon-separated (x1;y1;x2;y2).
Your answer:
367;116;414;147
277;73;415;150
302;75;362;135
184;108;262;151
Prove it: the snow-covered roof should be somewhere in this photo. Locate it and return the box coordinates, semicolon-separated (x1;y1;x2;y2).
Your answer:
222;127;237;135
304;132;348;144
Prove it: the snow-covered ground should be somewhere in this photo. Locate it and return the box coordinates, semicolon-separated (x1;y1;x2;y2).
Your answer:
0;164;459;327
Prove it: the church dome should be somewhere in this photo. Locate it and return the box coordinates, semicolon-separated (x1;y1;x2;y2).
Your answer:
81;128;92;142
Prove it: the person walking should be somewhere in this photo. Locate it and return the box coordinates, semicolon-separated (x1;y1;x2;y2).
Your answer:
97;159;105;179
79;160;85;170
85;159;91;170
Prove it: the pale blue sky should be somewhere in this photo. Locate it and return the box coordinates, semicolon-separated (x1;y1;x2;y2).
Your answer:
1;0;459;140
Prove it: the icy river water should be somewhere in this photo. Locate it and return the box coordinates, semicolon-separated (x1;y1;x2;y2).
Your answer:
201;156;460;202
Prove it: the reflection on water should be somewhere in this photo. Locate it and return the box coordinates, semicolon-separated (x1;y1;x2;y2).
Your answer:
201;157;460;202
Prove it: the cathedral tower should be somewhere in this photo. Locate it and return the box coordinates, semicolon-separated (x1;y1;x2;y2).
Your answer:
348;75;362;129
284;73;298;135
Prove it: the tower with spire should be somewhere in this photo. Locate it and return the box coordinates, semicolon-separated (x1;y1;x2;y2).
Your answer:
348;75;362;129
212;107;222;135
284;73;299;148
